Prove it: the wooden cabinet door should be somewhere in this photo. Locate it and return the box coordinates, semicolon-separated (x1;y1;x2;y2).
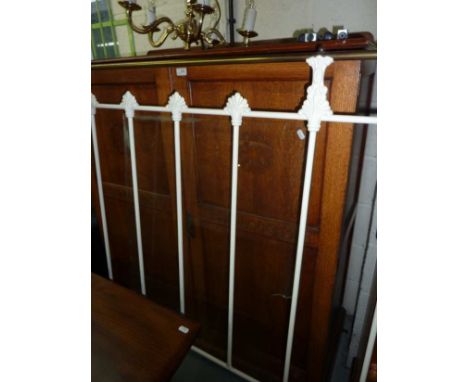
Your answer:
92;67;183;311
169;61;361;381
92;60;360;382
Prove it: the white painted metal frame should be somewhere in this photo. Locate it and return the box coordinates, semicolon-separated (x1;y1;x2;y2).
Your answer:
359;305;377;382
91;95;113;280
91;56;377;382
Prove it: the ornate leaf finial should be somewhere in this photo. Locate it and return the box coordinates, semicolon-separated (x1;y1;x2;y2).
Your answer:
120;91;139;118
166;92;188;122
224;92;251;126
91;94;98;116
299;56;334;132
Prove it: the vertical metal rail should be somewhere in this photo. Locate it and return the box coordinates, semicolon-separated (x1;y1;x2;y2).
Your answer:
359;305;377;382
282;55;334;382
167;92;188;314
227;122;240;366
225;93;251;367
174;119;186;313
122;92;147;295
282;132;318;382
91;96;113;280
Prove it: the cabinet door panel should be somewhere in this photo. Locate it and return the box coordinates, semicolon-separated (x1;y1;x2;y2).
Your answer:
174;62;326;381
92;69;181;309
174;61;359;381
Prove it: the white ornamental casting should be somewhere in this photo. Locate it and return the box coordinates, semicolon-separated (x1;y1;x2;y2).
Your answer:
121;91;139;118
224;92;251;126
166;92;188;122
299;55;334;132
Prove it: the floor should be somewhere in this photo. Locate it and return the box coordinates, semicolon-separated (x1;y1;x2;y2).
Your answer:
171;351;244;382
329;315;353;382
171;316;352;382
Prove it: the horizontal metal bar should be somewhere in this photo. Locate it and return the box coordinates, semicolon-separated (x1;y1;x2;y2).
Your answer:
245;110;304;121
95;102;377;125
183;107;228;116
95;103;124;111
323;114;378;124
135;105;168;113
191;346;260;382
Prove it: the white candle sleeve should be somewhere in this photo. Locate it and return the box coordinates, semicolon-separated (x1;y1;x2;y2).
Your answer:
128;0;137;4
200;0;210;6
147;6;156;24
243;7;257;31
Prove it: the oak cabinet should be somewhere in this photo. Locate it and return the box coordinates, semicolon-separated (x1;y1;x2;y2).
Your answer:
92;50;363;381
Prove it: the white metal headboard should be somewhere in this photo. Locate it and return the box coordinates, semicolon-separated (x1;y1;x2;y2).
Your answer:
91;55;377;382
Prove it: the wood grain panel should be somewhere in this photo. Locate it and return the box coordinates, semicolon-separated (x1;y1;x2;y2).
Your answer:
172;61;331;381
92;67;157;85
92;69;182;310
92;274;199;382
187;62;334;82
102;183;140;293
307;60;361;381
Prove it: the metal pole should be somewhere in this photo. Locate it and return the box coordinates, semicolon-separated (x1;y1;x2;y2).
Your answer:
174;119;186;313
227;122;240;367
91;112;114;280
127;116;147;295
228;0;235;45
95;104;377;126
359;305;377;382
282;132;318;382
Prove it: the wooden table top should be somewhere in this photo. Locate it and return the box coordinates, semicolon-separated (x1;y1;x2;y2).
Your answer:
92;274;200;382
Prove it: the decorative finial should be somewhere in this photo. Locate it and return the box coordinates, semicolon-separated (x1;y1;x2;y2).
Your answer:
224;92;251;126
121;91;139;118
166;92;188;122
299;56;334;132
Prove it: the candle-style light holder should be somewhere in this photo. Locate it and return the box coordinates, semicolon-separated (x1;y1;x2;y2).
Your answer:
118;0;226;50
236;29;258;47
236;0;258;47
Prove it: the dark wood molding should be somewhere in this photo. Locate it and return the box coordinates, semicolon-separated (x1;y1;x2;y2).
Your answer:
92;33;376;69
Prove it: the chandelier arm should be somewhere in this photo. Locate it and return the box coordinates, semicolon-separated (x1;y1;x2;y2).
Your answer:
212;0;222;29
203;28;226;45
127;6;176;35
148;24;176;48
126;8;152;34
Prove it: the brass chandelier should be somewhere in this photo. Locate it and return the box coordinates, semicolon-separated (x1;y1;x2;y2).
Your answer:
118;0;226;50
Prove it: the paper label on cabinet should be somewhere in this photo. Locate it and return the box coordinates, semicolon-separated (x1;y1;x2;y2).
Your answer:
176;67;187;77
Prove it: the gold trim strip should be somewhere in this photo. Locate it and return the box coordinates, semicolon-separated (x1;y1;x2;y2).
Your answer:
91;50;377;69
